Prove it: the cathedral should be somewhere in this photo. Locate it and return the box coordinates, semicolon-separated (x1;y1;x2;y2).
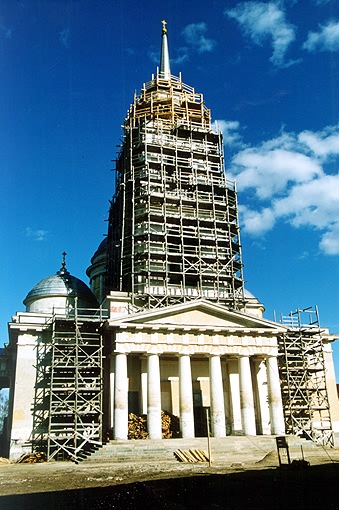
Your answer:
2;23;339;462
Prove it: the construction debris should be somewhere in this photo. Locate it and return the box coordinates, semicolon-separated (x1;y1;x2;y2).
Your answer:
15;452;46;464
128;411;180;440
161;410;180;439
174;449;210;463
0;457;11;464
128;413;148;439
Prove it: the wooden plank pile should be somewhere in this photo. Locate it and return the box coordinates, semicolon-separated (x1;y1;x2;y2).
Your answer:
161;410;180;439
15;452;46;464
128;410;180;439
174;449;210;463
128;413;148;439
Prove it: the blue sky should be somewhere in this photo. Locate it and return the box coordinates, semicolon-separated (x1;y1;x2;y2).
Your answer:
1;1;338;366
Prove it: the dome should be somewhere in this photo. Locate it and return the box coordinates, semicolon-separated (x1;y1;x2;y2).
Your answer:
243;288;260;301
24;261;99;314
235;287;260;302
90;237;108;263
86;238;108;304
236;287;265;318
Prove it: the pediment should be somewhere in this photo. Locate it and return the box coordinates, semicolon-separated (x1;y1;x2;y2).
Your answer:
110;300;284;331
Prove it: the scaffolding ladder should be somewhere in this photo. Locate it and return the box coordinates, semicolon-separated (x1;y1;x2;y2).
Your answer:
32;307;104;461
279;306;334;447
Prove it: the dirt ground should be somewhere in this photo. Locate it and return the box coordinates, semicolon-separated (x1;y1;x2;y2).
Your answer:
0;451;339;510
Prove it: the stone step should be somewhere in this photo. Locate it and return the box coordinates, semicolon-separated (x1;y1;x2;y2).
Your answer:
83;435;319;464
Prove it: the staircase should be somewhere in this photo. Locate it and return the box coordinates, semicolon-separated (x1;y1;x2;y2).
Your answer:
82;435;322;465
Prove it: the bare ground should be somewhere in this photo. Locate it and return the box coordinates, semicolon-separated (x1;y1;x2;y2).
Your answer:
0;450;339;510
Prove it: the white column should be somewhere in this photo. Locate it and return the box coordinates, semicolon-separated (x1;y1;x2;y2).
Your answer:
266;356;285;435
254;358;271;435
210;355;226;437
228;359;242;432
147;354;162;439
109;356;115;431
179;355;195;438
239;355;256;435
113;353;128;440
140;357;148;415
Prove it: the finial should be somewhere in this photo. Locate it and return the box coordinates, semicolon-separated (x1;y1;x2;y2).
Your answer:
57;251;70;276
61;251;67;270
161;20;167;34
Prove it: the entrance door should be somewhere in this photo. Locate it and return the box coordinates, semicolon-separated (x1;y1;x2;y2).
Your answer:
193;388;208;437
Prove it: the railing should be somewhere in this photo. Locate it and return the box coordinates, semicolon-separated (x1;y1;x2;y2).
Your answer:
144;74;196;95
14;307;109;324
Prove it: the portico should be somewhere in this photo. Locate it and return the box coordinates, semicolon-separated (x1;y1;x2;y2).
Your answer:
106;295;286;440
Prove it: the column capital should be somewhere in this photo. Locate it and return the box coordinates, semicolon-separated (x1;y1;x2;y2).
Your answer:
146;349;164;355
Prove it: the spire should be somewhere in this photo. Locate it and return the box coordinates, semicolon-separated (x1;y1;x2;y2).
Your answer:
159;20;171;79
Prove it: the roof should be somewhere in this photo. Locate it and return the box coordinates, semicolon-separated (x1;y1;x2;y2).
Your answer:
23;264;98;309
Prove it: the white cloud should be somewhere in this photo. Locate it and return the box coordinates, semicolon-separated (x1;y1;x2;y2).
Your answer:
225;1;296;67
213;120;245;147
182;23;216;53
319;223;339;255
148;47;189;67
273;174;339;229
227;123;339;255
298;126;339;158
148;22;214;68
230;147;322;199
303;20;339;52
59;27;70;48
0;24;12;39
25;227;49;242
238;205;276;234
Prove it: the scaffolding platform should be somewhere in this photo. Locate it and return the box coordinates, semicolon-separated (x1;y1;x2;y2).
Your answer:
279;306;334;447
31;308;105;462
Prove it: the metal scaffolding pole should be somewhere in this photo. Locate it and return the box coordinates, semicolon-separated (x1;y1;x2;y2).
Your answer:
107;73;245;312
279;306;334;447
31;304;105;461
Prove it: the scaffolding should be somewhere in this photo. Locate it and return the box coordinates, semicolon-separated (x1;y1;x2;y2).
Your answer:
31;306;105;461
107;72;245;311
279;306;334;447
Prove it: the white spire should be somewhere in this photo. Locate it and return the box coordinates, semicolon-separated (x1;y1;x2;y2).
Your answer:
159;20;171;79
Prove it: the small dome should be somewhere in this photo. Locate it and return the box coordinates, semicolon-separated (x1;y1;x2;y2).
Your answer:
24;261;99;314
235;287;260;302
243;288;259;301
240;287;265;318
86;238;108;304
91;237;108;263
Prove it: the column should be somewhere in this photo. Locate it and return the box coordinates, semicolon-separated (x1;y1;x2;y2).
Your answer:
140;357;148;415
147;354;162;439
238;355;256;435
179;355;195;438
266;356;285;435
210;355;226;437
113;353;128;440
109;355;115;431
228;359;242;432
253;358;271;435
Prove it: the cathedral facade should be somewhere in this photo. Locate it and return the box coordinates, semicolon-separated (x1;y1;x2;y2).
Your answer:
3;23;339;461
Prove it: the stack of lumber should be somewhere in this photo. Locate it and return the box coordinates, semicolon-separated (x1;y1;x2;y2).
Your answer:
174;449;210;463
15;452;46;464
128;413;149;439
128;411;180;439
161;410;180;439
